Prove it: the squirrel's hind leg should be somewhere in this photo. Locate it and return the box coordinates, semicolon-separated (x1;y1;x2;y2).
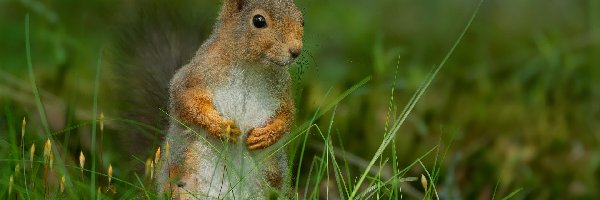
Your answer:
159;138;230;199
262;151;291;198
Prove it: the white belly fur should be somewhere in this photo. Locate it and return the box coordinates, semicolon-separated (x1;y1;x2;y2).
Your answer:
213;67;280;135
160;67;284;199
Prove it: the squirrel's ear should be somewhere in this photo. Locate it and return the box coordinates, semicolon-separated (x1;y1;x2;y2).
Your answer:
224;0;244;13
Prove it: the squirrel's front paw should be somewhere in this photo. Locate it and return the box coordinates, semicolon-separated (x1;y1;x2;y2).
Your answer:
246;127;278;150
220;120;241;143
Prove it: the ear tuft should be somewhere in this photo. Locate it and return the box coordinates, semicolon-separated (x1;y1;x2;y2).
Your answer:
235;0;244;11
225;0;244;12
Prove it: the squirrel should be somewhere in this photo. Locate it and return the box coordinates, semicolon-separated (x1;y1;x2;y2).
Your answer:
112;0;303;199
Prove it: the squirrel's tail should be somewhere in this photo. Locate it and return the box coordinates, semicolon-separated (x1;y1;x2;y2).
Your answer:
107;0;213;157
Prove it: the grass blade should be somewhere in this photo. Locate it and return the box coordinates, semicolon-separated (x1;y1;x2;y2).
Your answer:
134;173;151;199
90;51;103;199
348;0;485;198
501;188;523;200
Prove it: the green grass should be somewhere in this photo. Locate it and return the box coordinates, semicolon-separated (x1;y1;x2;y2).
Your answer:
4;2;482;199
2;0;599;199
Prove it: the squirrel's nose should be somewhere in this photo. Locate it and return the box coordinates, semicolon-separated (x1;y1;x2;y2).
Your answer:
289;48;301;59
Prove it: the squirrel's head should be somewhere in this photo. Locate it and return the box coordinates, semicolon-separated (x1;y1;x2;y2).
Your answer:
217;0;304;67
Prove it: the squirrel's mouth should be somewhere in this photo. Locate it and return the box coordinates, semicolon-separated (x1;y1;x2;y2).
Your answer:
263;53;297;67
267;58;293;67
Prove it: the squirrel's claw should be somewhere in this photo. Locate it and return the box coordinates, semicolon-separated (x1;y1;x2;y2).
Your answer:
246;128;276;150
248;142;270;150
221;119;241;143
221;129;238;143
222;134;238;143
230;127;241;136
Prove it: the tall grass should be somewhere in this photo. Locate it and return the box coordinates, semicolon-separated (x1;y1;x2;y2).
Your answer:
89;49;102;199
348;0;484;198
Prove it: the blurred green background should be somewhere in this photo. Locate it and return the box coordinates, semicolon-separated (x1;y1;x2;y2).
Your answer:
1;0;599;199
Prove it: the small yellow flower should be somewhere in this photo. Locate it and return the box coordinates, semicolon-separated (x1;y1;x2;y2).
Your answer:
60;175;66;193
49;153;54;169
79;151;85;176
9;175;14;196
154;147;161;166
145;158;152;178
100;112;105;132
79;151;85;169
165;141;170;161
420;174;428;191
30;143;35;169
43;139;52;163
97;187;101;199
14;164;20;176
108;164;113;186
21;117;26;138
150;162;155;180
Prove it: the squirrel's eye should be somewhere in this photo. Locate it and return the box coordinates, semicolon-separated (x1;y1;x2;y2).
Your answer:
253;15;267;28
